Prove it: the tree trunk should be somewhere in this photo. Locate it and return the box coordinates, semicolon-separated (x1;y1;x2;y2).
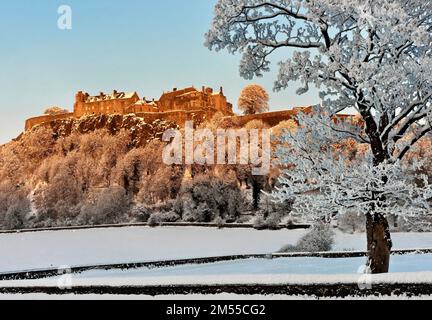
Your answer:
252;179;261;212
366;213;392;273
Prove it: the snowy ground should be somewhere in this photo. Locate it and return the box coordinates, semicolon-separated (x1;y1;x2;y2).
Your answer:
1;293;431;300
1;226;432;273
2;270;432;287
75;254;432;278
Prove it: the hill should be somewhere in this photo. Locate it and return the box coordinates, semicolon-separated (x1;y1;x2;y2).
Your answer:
0;113;279;230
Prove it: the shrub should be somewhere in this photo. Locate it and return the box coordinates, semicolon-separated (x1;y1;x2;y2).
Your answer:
279;223;334;252
147;211;180;227
147;213;161;227
264;212;282;229
0;180;31;229
157;211;180;222
3;204;27;230
79;186;130;225
193;202;215;222
337;212;365;233
179;176;244;222
253;216;266;230
214;216;226;228
237;215;252;224
130;204;151;222
259;197;293;221
253;212;282;230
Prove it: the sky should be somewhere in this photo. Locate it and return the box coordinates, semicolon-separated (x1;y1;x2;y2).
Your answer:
0;0;320;144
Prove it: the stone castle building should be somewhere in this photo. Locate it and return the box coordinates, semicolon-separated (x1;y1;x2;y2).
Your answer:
25;85;347;132
25;86;234;130
74;86;233;118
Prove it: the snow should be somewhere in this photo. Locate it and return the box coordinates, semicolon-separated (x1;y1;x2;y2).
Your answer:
69;254;432;278
0;226;304;273
2;270;432;288
1;293;431;300
1;226;432;273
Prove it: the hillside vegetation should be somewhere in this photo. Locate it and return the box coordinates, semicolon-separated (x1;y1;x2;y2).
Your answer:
1;113;431;231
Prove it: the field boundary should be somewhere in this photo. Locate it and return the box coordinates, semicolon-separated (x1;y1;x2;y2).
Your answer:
1;282;431;297
0;222;311;235
1;248;431;281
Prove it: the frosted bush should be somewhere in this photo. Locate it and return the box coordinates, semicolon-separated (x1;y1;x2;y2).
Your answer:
279;223;334;252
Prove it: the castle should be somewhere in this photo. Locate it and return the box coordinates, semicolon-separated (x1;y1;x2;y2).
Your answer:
25;86;234;131
73;86;233;117
24;85;329;132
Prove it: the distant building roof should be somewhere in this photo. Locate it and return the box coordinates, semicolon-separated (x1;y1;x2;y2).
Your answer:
160;87;197;100
176;91;200;98
133;99;158;107
86;91;138;103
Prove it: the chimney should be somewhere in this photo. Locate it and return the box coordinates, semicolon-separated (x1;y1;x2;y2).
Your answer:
220;86;224;95
99;92;105;99
173;88;177;92
202;86;205;93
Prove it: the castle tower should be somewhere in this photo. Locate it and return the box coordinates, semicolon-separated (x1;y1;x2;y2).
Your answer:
74;91;86;118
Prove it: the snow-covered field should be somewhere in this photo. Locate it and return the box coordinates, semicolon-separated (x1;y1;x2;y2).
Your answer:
75;254;432;278
2;270;432;288
1;226;432;273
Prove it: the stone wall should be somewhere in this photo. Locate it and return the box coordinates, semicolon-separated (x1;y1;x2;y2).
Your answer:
24;113;74;131
135;109;209;126
222;108;359;129
220;109;309;128
24;109;309;132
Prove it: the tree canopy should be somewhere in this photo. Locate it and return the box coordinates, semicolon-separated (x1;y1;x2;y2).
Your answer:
206;0;432;273
238;84;270;115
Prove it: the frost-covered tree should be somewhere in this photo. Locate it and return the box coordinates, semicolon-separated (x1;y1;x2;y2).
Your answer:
272;111;432;271
238;84;270;114
206;0;432;273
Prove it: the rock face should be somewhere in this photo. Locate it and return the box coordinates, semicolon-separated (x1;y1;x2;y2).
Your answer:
24;113;179;147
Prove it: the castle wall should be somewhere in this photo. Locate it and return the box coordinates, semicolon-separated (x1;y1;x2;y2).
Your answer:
220;110;302;127
24;108;316;132
25;113;74;131
135;109;209;126
220;108;356;128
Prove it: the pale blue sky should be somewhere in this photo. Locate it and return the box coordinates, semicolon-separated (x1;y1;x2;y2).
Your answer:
0;0;319;144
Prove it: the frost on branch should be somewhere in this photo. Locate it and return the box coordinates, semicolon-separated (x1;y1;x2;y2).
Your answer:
206;1;432;160
206;0;432;273
270;109;432;221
